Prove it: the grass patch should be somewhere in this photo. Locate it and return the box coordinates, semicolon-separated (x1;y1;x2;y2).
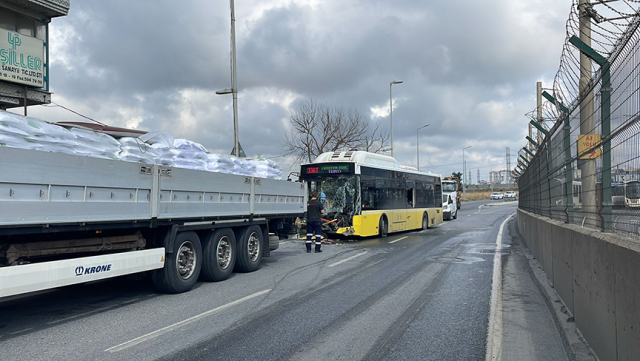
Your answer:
461;189;518;202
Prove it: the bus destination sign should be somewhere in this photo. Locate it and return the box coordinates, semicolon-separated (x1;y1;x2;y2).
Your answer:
302;163;354;175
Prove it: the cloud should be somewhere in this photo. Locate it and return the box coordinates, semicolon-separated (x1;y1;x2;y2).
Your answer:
20;0;568;181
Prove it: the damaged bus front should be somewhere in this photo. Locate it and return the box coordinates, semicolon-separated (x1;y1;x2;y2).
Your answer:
299;162;360;237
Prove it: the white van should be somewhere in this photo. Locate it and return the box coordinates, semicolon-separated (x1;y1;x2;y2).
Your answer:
443;192;458;220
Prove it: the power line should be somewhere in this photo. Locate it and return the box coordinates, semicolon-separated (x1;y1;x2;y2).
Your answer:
45;101;107;126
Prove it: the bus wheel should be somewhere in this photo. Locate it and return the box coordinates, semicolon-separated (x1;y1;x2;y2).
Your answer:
201;228;236;282
235;225;263;273
152;231;202;294
422;213;428;230
379;216;388;237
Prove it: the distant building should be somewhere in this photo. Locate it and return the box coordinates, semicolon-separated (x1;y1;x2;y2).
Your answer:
489;170;510;185
0;0;69;112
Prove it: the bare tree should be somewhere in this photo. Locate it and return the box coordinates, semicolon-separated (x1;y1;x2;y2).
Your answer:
284;99;389;163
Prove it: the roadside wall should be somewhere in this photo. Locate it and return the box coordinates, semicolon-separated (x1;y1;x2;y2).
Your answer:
517;209;640;361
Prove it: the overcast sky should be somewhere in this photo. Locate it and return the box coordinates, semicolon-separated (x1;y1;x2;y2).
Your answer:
23;0;569;181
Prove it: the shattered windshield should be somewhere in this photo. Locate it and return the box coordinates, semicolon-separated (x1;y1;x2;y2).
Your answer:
305;174;359;225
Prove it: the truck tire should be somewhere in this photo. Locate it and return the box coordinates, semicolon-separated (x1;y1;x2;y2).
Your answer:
453;209;458;219
379;216;388;237
152;231;202;293
422;213;428;230
234;225;262;273
200;228;236;282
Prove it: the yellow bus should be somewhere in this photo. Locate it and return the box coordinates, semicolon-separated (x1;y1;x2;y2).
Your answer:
299;151;443;238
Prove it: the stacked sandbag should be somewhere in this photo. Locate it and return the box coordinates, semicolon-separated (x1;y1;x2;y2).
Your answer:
229;156;255;176
0;113;77;154
117;137;158;164
252;158;282;179
27;120;79;155
171;139;207;171
1;111;285;179
1;112;124;159
139;131;176;166
70;127;121;159
206;153;235;173
0;112;44;150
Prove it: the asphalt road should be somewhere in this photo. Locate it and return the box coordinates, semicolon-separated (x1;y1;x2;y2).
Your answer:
0;200;590;360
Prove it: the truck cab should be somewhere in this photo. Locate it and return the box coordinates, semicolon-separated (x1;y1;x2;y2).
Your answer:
442;192;458;220
442;178;462;210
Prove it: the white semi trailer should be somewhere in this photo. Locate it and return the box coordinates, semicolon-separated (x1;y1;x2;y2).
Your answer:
0;146;306;299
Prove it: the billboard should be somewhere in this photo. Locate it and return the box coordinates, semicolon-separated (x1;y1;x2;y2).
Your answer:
0;29;45;88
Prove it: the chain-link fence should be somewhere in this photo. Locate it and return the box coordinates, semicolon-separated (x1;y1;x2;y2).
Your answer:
517;0;640;239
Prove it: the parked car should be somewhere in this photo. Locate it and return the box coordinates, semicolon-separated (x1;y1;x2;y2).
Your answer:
490;192;504;200
504;191;517;200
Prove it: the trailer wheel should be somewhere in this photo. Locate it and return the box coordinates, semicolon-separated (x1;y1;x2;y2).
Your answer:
422;213;428;230
379;216;388;237
200;228;236;282
234;225;263;273
152;231;202;293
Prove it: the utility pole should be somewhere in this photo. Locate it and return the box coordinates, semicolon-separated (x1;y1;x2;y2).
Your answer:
462;146;471;199
230;0;239;157
216;0;241;157
537;82;543;145
506;147;511;187
579;0;597;225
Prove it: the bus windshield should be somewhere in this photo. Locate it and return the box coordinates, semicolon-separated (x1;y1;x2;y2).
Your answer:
305;174;359;218
626;181;640;199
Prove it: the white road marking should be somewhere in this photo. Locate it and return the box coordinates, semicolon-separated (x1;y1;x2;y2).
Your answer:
389;236;408;244
105;289;271;353
484;213;514;361
327;252;368;268
9;328;33;335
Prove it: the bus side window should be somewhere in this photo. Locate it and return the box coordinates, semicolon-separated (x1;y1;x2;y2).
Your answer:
407;188;414;207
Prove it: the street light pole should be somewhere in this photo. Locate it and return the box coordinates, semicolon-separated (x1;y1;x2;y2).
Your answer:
216;0;240;157
416;124;430;171
463;146;472;200
389;80;403;157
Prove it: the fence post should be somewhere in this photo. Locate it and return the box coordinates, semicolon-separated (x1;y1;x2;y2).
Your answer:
601;66;612;231
568;34;612;231
542;91;574;223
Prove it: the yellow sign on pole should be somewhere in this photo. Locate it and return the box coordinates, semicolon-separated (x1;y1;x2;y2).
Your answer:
578;134;602;159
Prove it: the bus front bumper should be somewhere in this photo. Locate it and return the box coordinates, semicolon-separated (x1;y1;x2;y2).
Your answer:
336;227;356;236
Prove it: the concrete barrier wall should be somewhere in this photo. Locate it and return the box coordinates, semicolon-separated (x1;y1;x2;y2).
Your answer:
517;209;640;361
